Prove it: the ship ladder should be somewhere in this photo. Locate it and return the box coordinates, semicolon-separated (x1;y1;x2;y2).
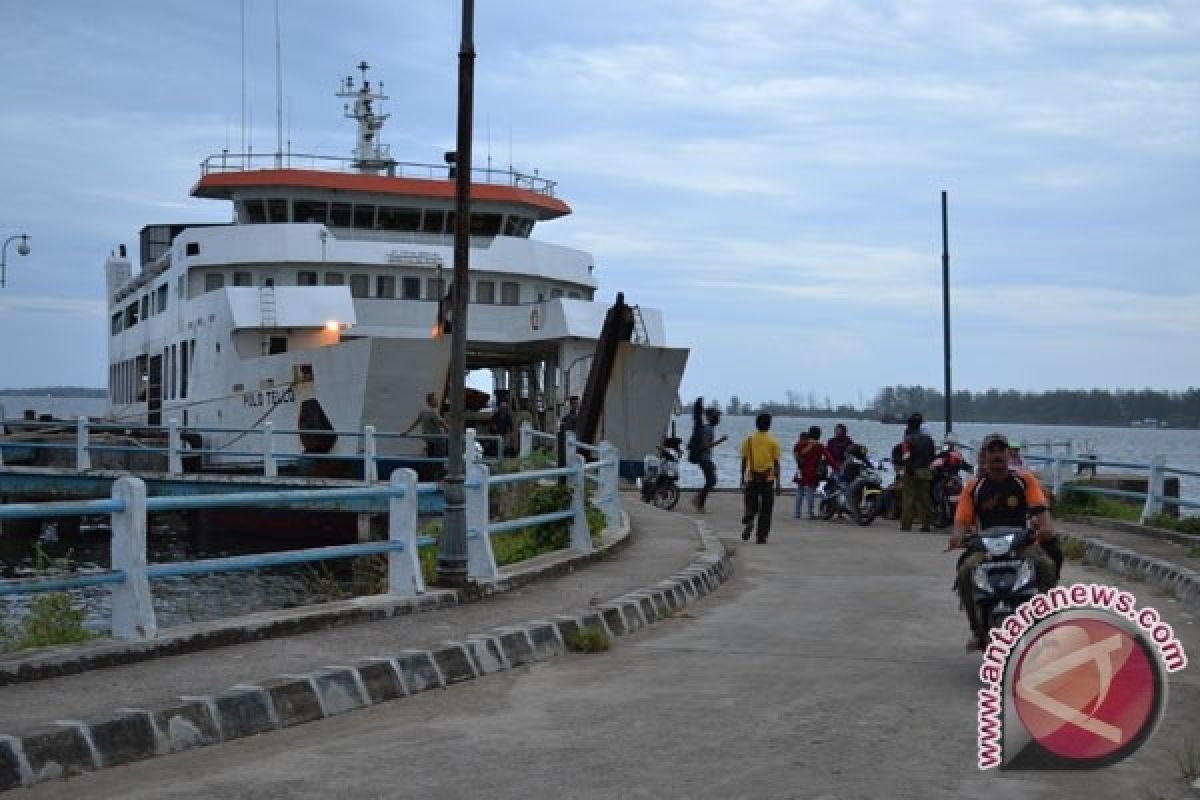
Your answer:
630;304;650;345
259;285;278;329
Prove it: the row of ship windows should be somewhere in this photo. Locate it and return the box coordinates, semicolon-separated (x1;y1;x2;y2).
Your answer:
110;340;196;405
110;271;589;336
239;198;535;238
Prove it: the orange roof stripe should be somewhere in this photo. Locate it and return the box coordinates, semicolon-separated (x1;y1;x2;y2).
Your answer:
191;169;572;220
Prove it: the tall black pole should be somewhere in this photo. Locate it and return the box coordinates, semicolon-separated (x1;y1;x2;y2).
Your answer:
436;0;475;587
941;190;953;434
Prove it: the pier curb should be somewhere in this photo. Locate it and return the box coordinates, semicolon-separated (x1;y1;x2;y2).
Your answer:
0;517;732;791
1059;530;1200;614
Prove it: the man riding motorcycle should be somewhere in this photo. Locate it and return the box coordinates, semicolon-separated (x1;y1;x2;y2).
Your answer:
948;432;1057;652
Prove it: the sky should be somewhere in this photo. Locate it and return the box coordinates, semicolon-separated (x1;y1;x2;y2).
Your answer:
1;1;1197;409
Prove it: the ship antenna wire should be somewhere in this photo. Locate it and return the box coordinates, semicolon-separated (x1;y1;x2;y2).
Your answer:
240;0;247;165
273;0;284;168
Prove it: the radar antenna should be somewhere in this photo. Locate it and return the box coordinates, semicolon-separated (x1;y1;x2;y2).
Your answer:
336;61;397;175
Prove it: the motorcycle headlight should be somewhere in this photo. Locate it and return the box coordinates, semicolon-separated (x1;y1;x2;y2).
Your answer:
983;534;1017;557
1014;561;1035;591
972;565;992;593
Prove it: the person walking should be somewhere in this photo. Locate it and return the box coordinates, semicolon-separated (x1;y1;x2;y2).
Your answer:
559;395;580;433
691;407;727;513
899;414;936;531
739;413;782;543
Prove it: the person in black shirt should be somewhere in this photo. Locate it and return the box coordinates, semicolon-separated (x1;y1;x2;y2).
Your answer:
899;414;936;531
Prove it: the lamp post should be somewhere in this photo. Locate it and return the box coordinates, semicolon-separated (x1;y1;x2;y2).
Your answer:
435;0;475;588
940;191;952;434
1;234;31;289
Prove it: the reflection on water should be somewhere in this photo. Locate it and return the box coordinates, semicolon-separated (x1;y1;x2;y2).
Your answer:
0;515;368;634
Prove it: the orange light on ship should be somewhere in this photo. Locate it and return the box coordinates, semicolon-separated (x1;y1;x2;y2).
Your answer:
324;320;341;333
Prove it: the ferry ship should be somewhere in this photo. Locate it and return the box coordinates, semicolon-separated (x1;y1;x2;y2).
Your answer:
103;63;686;473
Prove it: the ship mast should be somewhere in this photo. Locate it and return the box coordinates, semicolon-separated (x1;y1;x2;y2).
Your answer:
337;61;397;175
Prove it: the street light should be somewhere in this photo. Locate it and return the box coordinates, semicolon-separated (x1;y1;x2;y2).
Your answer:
1;233;31;289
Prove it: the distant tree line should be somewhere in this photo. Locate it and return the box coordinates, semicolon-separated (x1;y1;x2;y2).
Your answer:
0;386;105;398
870;385;1200;429
702;386;1200;429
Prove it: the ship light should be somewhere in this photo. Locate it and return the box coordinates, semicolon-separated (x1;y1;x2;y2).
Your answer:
324;320;342;332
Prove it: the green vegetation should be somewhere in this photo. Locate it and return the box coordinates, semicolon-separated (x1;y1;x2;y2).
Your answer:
1054;489;1142;523
1172;736;1200;784
1061;538;1087;561
0;544;97;655
563;625;610;653
1187;547;1200;560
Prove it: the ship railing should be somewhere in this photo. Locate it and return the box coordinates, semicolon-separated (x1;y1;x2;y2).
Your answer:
1020;453;1200;523
199;152;558;196
0;452;622;642
0;417;507;480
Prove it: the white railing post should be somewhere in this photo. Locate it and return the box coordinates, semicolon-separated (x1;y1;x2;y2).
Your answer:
600;440;621;527
465;460;498;579
564;431;578;465
167;417;182;475
76;416;91;471
387;468;424;595
262;421;277;477
363;425;378;483
465;428;481;465
110;476;156;640
1049;456;1063;499
519;419;533;459
0;401;6;467
1140;455;1166;523
570;454;594;553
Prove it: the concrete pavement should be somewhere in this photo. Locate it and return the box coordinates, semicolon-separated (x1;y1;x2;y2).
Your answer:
8;491;1199;799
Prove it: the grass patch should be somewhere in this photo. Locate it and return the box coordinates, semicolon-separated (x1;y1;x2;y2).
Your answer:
1172;736;1200;784
1061;538;1087;561
1188;546;1200;559
563;625;610;653
1056;488;1142;522
0;543;98;655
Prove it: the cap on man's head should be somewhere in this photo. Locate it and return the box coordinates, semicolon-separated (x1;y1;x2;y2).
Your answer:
981;432;1010;450
1009;441;1023;451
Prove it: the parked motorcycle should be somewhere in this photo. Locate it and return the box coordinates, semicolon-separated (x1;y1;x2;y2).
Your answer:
641;440;681;510
931;450;973;529
961;525;1042;637
817;447;884;526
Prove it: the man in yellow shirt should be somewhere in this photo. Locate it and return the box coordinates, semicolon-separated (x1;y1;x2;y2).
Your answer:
739;413;782;543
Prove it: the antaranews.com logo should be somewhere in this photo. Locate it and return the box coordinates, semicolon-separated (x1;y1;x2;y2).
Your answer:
977;582;1188;770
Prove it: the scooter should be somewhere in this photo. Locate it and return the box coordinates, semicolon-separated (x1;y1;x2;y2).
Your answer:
931;450;972;529
961;526;1042;637
818;450;885;526
641;440;681;510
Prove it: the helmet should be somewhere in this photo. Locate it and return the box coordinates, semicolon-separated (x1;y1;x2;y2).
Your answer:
848;443;867;460
1010;440;1023;451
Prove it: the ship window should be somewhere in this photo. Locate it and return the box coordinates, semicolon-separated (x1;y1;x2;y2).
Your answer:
550;288;563;299
169;344;177;400
136;355;148;402
233;271;253;287
244;199;267;224
111;312;122;335
421;210;446;234
205;273;225;292
157;284;169;311
501;281;519;305
298;270;318;286
353;204;376;229
568;291;581;299
502;215;519;236
268;336;288;355
185;242;200;257
476;280;495;304
125;302;138;328
402;276;421;299
377;206;421;231
349;274;369;298
141;294;150;319
470;213;502;236
426;277;444;300
267;198;289;223
324;272;345;285
294;200;328;224
330;202;352;227
376;275;395;298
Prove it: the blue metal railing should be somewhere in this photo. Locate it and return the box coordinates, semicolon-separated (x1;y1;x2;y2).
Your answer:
1023;453;1200;521
0;448;624;640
